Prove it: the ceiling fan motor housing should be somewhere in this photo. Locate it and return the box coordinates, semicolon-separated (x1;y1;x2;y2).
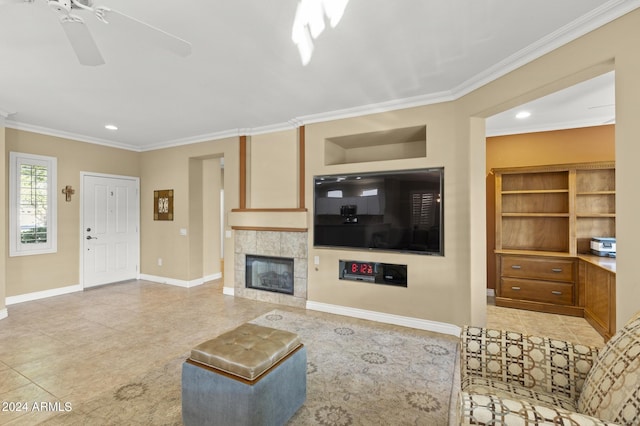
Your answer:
48;0;72;14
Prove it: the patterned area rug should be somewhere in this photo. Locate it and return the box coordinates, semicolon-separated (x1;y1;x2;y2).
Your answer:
41;309;458;425
251;310;458;426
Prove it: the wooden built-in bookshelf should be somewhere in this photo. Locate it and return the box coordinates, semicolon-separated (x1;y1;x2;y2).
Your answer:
493;162;615;322
494;162;614;256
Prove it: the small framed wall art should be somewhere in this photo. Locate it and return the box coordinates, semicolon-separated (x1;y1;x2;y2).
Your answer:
154;189;174;220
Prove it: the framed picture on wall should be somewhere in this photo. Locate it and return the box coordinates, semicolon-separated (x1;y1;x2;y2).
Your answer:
154;189;174;220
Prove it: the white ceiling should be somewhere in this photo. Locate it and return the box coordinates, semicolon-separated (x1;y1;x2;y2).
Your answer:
486;71;615;137
0;1;636;151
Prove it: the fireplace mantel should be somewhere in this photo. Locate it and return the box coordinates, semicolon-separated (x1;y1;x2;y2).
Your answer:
229;208;308;231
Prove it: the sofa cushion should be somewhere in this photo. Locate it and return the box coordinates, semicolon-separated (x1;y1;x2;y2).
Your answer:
577;311;640;424
459;392;618;426
462;376;577;412
461;326;597;401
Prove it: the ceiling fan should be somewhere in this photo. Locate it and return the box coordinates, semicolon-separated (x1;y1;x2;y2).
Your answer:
1;0;192;66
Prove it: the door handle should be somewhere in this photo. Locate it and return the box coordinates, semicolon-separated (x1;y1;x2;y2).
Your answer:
551;268;563;273
86;236;98;240
511;286;521;291
551;291;562;295
511;265;521;269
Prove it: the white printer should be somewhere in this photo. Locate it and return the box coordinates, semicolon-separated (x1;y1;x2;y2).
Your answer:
590;237;616;257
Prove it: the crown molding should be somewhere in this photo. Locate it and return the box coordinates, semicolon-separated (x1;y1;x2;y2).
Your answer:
1;108;13;127
293;90;455;127
4;120;142;152
4;0;638;151
139;121;301;151
139;128;244;151
451;0;640;99
246;121;299;136
289;0;640;129
486;117;615;138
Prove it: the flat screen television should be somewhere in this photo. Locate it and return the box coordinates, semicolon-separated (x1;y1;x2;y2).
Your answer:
313;168;444;255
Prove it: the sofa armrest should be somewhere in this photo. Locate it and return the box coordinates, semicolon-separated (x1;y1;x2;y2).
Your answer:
460;326;599;401
457;392;619;426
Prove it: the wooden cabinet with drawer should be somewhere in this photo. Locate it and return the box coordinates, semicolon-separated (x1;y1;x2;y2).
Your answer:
496;254;581;316
579;258;616;340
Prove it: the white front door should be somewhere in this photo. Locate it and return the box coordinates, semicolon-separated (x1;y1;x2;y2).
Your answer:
82;174;139;288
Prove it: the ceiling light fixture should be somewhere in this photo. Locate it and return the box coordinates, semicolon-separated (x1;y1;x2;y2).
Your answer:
105;124;118;130
291;0;350;65
515;111;531;119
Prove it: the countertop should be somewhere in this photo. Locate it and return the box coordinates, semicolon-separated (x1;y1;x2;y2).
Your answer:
578;254;616;273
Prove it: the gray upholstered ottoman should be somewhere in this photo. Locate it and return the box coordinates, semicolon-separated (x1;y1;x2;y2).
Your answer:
182;323;306;426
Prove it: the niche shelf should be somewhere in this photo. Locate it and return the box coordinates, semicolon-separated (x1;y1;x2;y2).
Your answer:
324;125;427;165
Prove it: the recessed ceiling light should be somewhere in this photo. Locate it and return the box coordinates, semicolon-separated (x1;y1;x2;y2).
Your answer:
105;124;118;130
515;111;531;119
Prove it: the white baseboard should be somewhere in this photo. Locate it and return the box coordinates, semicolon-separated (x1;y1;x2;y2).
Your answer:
139;273;222;288
5;284;82;306
222;286;235;296
203;273;223;282
0;308;7;320
306;301;461;337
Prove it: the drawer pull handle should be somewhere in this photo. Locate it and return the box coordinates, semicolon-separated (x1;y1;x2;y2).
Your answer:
551;268;563;273
511;265;522;270
551;291;562;295
511;286;521;291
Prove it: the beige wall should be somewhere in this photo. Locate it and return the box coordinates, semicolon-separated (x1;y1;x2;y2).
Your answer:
202;158;223;277
460;9;640;327
613;25;640;327
487;126;615;170
305;102;469;325
0;127;6;315
486;125;615;290
139;138;238;284
248;130;298;208
3;129;139;297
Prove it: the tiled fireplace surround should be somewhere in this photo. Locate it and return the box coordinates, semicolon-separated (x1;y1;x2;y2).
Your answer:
234;230;308;308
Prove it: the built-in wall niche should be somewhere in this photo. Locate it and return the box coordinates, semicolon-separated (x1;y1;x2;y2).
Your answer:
325;125;426;165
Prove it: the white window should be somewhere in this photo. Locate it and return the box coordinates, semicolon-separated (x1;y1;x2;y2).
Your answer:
361;188;378;197
327;190;343;198
9;152;57;256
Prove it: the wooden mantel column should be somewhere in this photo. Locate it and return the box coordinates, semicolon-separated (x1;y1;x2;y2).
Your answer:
239;135;247;209
298;125;305;209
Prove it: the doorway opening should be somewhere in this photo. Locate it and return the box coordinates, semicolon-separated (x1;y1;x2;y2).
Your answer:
484;71;615;341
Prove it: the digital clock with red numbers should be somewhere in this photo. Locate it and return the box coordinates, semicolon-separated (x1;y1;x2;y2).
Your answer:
339;259;407;286
345;261;375;276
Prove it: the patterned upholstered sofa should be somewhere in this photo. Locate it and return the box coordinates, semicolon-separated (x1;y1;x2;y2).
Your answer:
457;311;640;425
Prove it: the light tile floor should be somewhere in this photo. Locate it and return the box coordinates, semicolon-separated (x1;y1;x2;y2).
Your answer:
0;280;605;424
0;279;282;425
486;297;605;347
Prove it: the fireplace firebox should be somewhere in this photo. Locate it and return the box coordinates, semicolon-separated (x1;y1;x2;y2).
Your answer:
246;255;295;295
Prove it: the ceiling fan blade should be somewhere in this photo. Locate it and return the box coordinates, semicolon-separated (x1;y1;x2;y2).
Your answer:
60;16;105;66
97;8;192;57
